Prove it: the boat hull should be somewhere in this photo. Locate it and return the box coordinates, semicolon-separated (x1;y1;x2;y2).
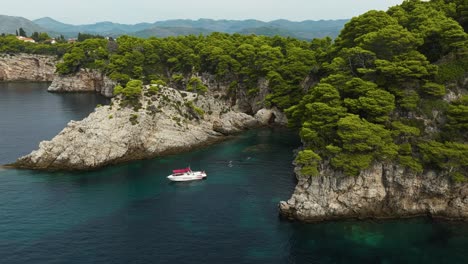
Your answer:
167;171;207;182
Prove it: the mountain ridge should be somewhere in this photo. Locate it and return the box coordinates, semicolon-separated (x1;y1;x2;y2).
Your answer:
1;15;348;39
32;17;348;39
0;15;46;35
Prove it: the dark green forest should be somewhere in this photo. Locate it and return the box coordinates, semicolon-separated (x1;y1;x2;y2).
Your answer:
290;0;468;180
1;0;467;180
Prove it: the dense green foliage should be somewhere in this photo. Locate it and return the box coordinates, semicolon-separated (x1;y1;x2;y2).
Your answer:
0;35;69;55
290;0;468;179
30;32;51;42
54;33;319;109
77;33;105;42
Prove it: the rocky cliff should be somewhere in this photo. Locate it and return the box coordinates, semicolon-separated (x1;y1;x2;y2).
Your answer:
48;68;116;97
280;163;468;221
13;85;281;170
0;53;57;81
199;73;271;114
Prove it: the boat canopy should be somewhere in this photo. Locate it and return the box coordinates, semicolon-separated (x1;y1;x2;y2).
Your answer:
172;168;191;174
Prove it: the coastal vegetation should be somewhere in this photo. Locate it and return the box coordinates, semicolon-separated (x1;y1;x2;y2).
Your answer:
0;34;69;55
289;0;468;179
50;33;318;111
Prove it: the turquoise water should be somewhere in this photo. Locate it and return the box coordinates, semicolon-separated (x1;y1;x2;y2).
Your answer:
1;83;468;263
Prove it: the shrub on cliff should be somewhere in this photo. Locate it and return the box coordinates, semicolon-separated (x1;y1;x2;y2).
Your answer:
121;80;142;99
114;80;143;111
295;149;322;177
185;101;205;119
148;80;166;95
187;77;208;95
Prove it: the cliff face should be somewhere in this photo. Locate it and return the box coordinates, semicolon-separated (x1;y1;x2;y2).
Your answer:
48;68;116;97
13;86;279;170
199;73;271;114
280;163;468;221
0;53;57;81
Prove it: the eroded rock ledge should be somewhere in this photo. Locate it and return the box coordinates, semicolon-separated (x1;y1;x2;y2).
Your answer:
13;86;284;170
0;53;57;81
48;68;116;97
280;163;468;221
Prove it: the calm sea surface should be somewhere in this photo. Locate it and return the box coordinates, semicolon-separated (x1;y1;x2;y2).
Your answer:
0;82;467;263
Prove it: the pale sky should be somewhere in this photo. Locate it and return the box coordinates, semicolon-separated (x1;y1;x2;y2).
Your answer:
4;0;404;24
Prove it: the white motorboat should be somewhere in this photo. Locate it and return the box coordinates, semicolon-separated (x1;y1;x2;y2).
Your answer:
167;167;207;182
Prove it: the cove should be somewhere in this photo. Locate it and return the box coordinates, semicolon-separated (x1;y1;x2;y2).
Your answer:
1;83;468;263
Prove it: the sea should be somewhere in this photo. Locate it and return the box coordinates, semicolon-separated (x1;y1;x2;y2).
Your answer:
0;82;467;263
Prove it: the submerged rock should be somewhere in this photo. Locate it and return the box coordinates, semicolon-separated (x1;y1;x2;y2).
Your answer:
13;86;262;170
280;163;468;221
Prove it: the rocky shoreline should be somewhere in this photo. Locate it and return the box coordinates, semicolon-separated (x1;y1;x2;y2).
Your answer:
0;53;115;97
48;68;116;98
3;53;467;222
12;85;286;170
279;163;468;222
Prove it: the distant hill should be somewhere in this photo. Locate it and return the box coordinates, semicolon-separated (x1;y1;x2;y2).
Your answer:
0;15;46;35
0;15;348;40
133;27;214;38
33;17;153;38
33;17;75;33
151;19;268;33
269;19;349;39
145;19;348;39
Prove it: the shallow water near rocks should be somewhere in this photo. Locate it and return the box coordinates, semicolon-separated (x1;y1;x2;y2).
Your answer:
1;82;467;263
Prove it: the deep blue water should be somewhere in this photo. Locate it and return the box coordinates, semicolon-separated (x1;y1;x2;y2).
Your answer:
0;82;109;164
1;83;468;263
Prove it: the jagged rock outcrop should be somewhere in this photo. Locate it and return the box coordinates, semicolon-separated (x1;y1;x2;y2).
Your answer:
13;86;274;170
199;73;271;114
48;68;116;97
280;163;468;221
254;107;288;125
0;53;57;81
235;77;271;114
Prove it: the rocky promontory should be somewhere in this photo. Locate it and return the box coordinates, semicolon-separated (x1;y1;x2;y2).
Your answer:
13;85;281;170
0;53;116;97
0;53;57;81
48;68;116;97
280;163;468;221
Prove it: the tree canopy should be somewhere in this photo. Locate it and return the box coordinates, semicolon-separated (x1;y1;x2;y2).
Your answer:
289;0;468;180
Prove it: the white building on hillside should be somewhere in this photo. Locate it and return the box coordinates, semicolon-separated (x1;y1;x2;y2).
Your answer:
16;36;36;43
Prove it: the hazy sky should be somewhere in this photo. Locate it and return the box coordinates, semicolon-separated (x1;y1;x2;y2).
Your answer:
5;0;404;24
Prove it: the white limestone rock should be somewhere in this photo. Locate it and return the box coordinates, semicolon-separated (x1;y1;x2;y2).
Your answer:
0;53;57;81
48;68;116;97
14;86;260;170
280;163;468;221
